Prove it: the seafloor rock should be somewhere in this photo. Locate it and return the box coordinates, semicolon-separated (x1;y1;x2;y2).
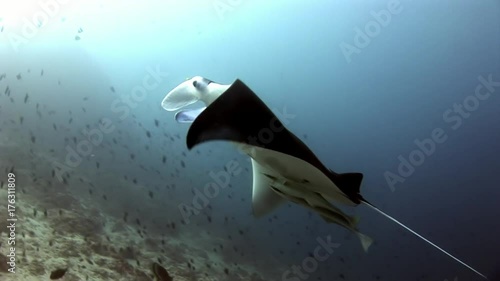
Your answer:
89;242;114;257
41;191;80;210
27;259;46;276
110;258;151;280
119;246;137;260
52;215;103;238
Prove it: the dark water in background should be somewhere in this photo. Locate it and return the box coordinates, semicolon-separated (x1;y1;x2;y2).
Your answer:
0;0;499;280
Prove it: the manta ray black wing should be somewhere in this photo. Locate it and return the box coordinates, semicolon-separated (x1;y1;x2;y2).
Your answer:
180;79;489;279
186;79;364;205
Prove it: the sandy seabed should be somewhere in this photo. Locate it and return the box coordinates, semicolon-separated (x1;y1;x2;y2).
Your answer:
0;142;276;281
0;183;272;281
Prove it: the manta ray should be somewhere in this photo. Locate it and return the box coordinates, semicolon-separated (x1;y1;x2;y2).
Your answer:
161;76;489;280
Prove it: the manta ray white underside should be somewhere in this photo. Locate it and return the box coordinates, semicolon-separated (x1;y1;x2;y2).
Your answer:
160;76;489;280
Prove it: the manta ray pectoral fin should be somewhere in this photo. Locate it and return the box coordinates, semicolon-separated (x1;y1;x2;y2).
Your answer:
251;159;286;217
165;77;488;279
185;79;364;206
174;107;206;123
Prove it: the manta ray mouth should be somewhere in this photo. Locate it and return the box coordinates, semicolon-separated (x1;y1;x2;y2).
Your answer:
174;106;207;123
194;77;213;89
203;78;213;85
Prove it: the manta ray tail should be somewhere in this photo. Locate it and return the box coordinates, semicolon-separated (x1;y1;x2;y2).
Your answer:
361;200;489;280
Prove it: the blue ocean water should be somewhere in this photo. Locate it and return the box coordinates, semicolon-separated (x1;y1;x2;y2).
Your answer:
0;1;499;280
